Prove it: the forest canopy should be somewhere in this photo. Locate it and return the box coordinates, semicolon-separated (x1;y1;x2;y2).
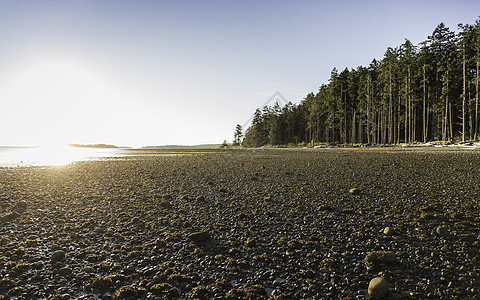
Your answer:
242;19;480;147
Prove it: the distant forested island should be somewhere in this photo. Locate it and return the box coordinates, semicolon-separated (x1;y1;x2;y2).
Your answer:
240;19;480;147
68;144;121;148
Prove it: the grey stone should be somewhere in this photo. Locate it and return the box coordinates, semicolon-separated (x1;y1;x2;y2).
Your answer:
349;188;361;195
14;201;28;212
389;293;402;300
188;231;211;244
58;267;72;275
383;227;395;236
436;226;449;237
368;277;389;299
0;212;20;223
51;250;66;261
214;254;225;261
244;237;256;247
159;201;173;209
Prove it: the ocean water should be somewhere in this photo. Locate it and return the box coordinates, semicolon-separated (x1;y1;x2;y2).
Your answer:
0;146;129;167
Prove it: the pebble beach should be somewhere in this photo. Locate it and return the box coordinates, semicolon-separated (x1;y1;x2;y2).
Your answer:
0;148;479;299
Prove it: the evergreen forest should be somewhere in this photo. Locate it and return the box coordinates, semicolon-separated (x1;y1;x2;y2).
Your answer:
241;20;480;147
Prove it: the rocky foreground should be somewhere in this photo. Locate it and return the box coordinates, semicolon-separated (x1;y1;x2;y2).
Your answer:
0;148;479;299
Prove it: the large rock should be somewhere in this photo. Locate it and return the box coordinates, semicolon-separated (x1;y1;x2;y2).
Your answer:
14;201;28;212
349;188;361;195
159;201;173;209
364;251;396;266
0;212;19;223
244;237;257;248
51;250;66;261
58;267;72;276
383;227;395;236
436;226;449;237
188;231;211;245
368;277;389;299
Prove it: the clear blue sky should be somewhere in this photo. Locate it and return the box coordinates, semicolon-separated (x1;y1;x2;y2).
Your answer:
0;0;479;147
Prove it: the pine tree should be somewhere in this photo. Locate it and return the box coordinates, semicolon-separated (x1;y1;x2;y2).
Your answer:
241;18;480;147
233;124;243;146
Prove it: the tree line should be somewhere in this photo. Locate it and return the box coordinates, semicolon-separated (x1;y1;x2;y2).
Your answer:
240;19;480;147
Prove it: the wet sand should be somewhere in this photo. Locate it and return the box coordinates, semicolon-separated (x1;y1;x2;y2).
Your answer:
0;148;479;299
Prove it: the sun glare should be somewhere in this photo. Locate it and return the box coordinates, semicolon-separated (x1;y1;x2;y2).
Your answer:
0;145;123;167
32;145;83;166
0;61;131;147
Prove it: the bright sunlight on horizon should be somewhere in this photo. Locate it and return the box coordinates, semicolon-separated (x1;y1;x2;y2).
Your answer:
1;1;480;147
1;61;124;147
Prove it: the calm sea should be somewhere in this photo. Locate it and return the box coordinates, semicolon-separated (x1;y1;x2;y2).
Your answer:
0;146;129;167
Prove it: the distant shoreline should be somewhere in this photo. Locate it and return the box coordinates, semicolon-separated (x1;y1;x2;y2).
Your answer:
140;144;222;150
68;143;124;149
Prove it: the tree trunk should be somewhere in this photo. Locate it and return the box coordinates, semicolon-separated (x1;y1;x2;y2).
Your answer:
463;39;466;142
469;87;474;140
393;98;397;144
449;102;453;140
426;89;430;142
352;109;356;144
359;114;363;144
367;74;371;144
443;70;449;141
408;67;412;143
476;60;479;141
423;65;426;143
384;97;388;144
405;76;408;143
413;105;416;142
388;70;393;144
372;111;376;144
397;95;401;144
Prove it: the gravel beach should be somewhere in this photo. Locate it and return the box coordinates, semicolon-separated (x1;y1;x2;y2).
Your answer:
0;148;479;299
